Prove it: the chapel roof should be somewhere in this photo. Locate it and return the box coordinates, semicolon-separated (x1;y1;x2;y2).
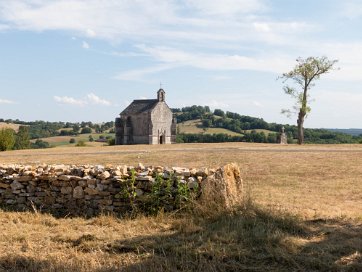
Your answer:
120;99;159;115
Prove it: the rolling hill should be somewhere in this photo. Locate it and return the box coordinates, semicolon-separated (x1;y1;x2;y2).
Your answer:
0;122;21;132
177;119;243;136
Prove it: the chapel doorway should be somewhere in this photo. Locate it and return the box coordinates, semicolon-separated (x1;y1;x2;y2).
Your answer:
159;134;165;144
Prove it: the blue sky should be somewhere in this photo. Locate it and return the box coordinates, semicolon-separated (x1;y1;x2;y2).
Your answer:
1;0;362;128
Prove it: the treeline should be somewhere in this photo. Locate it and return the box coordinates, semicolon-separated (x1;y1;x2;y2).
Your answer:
173;105;362;144
177;131;280;144
303;129;362;144
0;119;114;139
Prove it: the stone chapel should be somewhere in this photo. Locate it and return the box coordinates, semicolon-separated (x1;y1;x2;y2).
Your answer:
115;89;176;145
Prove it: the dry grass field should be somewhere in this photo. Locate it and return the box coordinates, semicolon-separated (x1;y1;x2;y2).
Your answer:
0;142;361;271
0;122;21;132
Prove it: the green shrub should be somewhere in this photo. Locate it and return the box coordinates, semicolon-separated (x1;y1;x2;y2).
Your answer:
0;128;15;151
31;139;50;149
76;140;86;147
80;127;92;134
107;137;115;145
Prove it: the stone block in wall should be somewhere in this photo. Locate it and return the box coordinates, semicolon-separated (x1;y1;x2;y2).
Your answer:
96;184;105;191
99;171;111;180
101;179;112;185
84;187;98;196
135;188;144;196
73;186;84;199
98;199;113;206
137;171;149;177
136;176;154;182
15;176;33;182
86;178;97;186
98;191;111;196
78;180;87;187
35;192;47;197
61;186;72;194
44;196;56;205
6;199;16;205
197;168;209;177
58;175;71;181
28;197;43;205
11;181;24;190
0;183;10;189
172;167;190;177
29;180;38;186
187;177;198;190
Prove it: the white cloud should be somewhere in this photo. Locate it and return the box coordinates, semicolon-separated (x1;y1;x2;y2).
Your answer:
54;93;111;106
114;45;295;81
82;41;89;49
114;64;175;81
295;41;362;82
0;0;180;42
0;1;353;81
54;96;86;106
253;22;270;32
207;99;230;109
212;75;232;81
0;23;9;31
253;101;263;107
136;45;292;73
185;0;265;16
340;1;362;19
129;39;360;82
86;28;96;37
87;93;111;105
0;0;310;46
0;98;15;104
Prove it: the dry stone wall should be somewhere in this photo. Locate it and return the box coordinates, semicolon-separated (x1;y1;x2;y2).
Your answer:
0;163;243;216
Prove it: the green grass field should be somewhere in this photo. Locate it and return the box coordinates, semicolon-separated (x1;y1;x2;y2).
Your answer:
177;119;243;136
245;128;275;134
33;133;114;147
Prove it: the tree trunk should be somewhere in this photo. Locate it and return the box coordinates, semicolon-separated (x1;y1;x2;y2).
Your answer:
297;111;305;145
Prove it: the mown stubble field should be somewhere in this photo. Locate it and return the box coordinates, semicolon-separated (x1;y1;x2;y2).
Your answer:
0;142;361;271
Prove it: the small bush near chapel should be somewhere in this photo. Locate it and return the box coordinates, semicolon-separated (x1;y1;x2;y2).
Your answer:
76;140;86;147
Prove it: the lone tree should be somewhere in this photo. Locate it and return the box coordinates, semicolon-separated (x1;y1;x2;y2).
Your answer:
280;56;338;144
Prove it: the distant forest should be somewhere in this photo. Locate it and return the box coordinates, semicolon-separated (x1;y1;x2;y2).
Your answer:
172;105;362;144
0;119;115;140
